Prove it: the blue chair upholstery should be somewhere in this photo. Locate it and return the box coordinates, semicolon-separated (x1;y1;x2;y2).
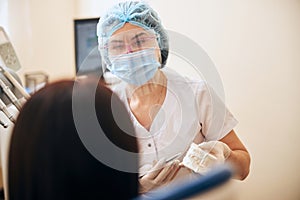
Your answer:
133;164;234;200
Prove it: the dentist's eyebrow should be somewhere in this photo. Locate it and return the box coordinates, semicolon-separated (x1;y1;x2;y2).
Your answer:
131;32;147;41
109;40;124;44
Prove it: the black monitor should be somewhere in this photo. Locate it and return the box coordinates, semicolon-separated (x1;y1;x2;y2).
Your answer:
74;18;102;76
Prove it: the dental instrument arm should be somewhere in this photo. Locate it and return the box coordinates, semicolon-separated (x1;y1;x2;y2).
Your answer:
0;78;23;110
0;66;29;125
0;97;16;124
0;66;30;100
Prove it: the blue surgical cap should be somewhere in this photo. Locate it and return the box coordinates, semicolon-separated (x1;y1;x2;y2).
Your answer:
97;1;169;67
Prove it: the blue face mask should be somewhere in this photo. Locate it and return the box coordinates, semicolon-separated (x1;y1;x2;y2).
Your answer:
108;48;161;86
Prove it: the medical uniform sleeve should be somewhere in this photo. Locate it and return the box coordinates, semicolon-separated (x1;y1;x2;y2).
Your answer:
195;82;238;141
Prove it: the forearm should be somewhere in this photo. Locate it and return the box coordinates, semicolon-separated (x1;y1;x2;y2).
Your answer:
226;149;250;180
219;130;251;180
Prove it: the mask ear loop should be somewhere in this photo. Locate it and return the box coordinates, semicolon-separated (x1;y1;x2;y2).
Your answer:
156;48;162;68
153;32;163;68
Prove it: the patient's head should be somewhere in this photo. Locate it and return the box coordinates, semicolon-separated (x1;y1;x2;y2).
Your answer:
8;78;138;200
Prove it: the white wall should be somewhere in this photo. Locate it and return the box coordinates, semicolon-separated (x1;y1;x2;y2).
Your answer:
75;0;130;18
1;0;300;199
1;0;76;83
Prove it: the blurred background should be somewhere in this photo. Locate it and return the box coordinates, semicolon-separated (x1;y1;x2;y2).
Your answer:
0;0;299;199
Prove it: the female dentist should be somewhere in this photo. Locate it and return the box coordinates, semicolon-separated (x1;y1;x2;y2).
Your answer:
97;0;250;194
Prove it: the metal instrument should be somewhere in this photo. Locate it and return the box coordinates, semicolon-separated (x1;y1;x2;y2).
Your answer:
0;27;30;128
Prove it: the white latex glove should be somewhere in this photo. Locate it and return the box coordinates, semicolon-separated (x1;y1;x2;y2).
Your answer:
182;141;231;174
139;158;180;194
198;141;231;161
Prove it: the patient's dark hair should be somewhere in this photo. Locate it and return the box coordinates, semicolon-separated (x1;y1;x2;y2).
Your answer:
8;78;138;200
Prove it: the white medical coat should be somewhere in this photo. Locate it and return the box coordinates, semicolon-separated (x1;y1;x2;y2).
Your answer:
110;68;238;182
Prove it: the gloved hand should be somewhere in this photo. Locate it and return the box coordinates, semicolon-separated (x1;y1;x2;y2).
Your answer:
182;141;231;174
139;158;180;194
198;141;231;161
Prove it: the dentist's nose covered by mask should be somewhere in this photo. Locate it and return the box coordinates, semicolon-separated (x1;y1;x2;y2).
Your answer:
107;48;160;86
103;28;162;86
